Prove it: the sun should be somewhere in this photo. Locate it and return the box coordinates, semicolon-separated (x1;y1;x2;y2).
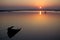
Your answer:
40;6;42;9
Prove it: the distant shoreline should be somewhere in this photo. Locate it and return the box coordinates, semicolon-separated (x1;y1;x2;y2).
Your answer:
0;9;60;12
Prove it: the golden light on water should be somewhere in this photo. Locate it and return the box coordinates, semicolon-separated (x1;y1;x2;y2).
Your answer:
39;6;42;15
39;11;42;15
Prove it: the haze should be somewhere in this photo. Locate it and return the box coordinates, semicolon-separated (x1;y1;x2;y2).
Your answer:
0;0;60;10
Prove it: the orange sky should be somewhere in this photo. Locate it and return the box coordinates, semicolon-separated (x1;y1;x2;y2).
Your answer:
0;0;60;9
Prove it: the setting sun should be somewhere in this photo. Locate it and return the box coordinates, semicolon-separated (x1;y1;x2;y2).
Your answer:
40;7;42;9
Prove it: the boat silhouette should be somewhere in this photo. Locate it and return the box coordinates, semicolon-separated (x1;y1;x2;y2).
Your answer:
7;26;22;38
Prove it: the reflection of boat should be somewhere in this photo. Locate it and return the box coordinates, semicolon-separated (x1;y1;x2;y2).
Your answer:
7;26;22;38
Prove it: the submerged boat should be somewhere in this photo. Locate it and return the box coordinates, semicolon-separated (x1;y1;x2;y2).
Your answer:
7;26;22;38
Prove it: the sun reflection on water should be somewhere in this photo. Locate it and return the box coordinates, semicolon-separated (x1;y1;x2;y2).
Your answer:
39;11;42;15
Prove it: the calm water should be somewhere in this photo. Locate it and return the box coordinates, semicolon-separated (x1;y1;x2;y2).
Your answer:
0;11;60;40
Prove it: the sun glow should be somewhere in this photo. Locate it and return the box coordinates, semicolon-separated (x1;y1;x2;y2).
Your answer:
39;6;42;15
40;7;42;9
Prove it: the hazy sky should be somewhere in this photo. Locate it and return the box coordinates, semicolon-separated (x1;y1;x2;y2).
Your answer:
0;0;60;9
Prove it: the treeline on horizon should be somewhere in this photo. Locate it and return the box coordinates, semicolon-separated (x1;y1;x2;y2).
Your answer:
0;9;60;12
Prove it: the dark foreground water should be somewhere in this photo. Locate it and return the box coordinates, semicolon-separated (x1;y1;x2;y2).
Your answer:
0;11;60;40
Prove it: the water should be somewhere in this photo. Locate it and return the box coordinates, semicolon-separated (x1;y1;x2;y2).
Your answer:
0;11;60;40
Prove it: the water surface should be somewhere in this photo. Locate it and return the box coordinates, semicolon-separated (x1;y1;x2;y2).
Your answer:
0;11;60;40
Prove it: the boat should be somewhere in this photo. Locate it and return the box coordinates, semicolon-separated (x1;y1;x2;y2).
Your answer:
7;26;22;38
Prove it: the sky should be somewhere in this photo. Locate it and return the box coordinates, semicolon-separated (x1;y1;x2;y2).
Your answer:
0;0;60;10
